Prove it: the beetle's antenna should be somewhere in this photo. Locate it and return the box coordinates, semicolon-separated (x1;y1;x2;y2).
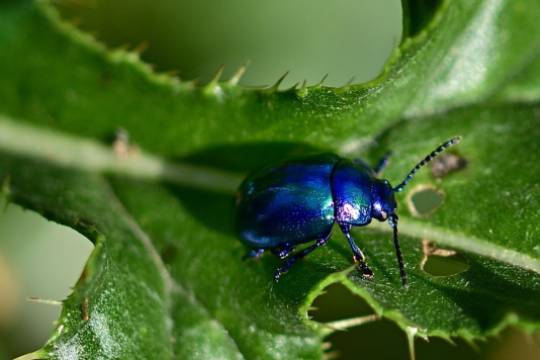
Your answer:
393;137;461;192
389;214;408;287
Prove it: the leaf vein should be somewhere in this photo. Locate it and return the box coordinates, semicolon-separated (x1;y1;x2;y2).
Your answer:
103;178;245;359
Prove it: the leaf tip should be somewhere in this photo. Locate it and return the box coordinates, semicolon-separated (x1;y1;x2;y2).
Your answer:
344;76;355;87
229;61;250;85
203;66;226;99
316;73;329;88
268;70;290;91
209;64;225;85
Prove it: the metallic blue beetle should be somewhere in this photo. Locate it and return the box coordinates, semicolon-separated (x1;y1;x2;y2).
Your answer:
236;137;461;287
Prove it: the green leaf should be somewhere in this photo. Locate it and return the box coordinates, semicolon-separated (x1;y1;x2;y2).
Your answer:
498;56;540;103
1;0;540;359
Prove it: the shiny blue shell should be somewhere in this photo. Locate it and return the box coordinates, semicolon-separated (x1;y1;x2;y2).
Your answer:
236;154;377;248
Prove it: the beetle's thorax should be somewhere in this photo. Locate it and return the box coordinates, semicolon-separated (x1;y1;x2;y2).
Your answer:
330;159;374;225
371;179;397;221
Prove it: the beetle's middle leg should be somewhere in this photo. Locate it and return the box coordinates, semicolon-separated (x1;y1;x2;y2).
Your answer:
274;234;331;281
339;224;374;278
271;243;295;259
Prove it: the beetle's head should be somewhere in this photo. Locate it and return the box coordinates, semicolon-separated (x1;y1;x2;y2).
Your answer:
371;179;396;222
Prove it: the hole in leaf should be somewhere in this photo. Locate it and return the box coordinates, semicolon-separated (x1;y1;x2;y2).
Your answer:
420;240;469;276
430;153;467;178
0;200;93;358
310;283;411;359
309;283;374;323
310;283;512;359
423;254;469;276
407;185;444;217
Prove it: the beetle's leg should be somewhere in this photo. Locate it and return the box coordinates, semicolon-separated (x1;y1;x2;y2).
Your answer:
271;243;295;259
274;235;330;281
339;224;374;278
242;248;265;261
374;151;393;176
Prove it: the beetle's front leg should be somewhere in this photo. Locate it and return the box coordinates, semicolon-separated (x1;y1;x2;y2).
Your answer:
339;224;374;278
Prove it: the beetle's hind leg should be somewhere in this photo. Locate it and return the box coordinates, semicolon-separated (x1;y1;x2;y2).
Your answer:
242;248;265;261
339;224;374;278
274;234;331;281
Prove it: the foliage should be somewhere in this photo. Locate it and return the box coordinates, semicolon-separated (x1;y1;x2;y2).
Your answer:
1;0;540;358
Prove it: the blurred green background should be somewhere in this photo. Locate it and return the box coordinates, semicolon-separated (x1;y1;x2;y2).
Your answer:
1;0;539;359
57;0;401;87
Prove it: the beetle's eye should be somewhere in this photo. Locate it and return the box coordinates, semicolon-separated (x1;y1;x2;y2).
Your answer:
380;210;388;220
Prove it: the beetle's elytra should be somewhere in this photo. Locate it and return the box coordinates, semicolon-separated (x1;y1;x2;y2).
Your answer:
236;137;461;287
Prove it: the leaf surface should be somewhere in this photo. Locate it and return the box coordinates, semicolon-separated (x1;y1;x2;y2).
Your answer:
1;0;540;358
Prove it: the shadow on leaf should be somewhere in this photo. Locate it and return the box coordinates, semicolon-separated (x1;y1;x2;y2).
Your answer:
166;141;324;235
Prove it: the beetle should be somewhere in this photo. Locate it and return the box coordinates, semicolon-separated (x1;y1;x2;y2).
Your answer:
236;137;461;287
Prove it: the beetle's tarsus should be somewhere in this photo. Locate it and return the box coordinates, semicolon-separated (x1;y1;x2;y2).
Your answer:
272;236;330;281
359;262;374;278
274;268;286;281
274;256;297;281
